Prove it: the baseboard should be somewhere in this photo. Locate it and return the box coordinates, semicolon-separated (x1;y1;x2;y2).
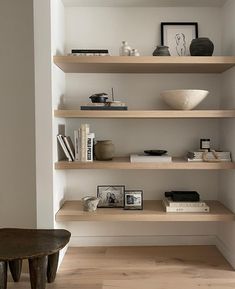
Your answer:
69;235;215;247
215;236;235;269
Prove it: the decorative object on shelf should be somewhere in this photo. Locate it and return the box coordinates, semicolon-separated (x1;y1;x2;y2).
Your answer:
119;41;131;56
97;185;125;208
152;46;170;56
200;138;211;151
89;93;108;103
161;89;209;110
130;49;140;56
187;151;231;162
190;38;214;56
95;140;115;161
161;22;198;56
82;196;100;212
130;154;172;163
70;49;110;56
144;150;167;156
74;124;95;162
124;190;143;210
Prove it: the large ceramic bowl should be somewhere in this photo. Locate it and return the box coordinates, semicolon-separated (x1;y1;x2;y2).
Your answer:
161;89;209;110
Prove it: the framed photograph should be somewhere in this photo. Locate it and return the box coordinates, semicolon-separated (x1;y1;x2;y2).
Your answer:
161;22;198;56
97;185;125;208
124;190;143;210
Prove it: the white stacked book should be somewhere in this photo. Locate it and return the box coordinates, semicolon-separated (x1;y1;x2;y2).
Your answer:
74;124;95;162
162;197;210;213
187;151;231;162
130;154;172;163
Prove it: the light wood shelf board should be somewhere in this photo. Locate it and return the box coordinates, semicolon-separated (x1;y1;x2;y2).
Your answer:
54;109;235;119
54;158;235;170
53;56;235;73
55;200;235;222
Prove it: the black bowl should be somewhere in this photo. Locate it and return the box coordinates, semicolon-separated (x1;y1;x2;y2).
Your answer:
89;94;108;103
144;150;167;156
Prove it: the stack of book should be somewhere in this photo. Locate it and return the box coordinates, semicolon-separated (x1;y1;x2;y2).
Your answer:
57;135;75;162
74;124;95;162
187;151;231;162
81;101;128;111
162;191;210;213
130;154;172;163
70;49;110;56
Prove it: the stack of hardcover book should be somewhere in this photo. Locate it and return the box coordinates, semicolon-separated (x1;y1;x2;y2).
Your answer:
162;191;210;213
187;151;231;162
57;135;75;162
130;154;172;163
74;124;95;162
70;49;110;56
81;101;128;111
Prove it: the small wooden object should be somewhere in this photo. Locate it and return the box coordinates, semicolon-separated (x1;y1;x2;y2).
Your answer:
0;228;71;289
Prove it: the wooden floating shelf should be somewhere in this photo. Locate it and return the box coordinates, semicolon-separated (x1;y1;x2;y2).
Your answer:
54;109;235;119
55;158;235;170
53;56;235;73
56;200;235;222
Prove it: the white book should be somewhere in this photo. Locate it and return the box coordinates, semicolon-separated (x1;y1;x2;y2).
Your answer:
57;135;73;162
162;199;210;213
86;133;95;162
130;154;172;163
164;197;207;207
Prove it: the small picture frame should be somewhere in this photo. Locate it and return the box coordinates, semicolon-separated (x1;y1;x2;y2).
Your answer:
161;22;198;56
124;190;143;210
97;185;125;208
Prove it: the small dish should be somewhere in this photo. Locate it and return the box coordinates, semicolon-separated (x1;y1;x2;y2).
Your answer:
144;150;167;156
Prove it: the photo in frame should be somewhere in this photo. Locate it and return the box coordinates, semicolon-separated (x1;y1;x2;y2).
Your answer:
124;190;143;210
161;22;198;56
97;185;125;208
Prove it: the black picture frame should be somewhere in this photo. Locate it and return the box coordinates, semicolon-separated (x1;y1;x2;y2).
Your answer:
97;185;125;208
124;190;143;210
161;22;198;56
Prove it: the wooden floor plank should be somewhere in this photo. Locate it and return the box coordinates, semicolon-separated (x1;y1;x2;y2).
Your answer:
7;246;235;289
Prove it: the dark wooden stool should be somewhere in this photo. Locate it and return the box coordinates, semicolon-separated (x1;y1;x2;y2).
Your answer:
0;228;71;289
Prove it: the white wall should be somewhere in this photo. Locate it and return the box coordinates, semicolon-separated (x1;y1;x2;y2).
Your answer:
217;0;235;268
58;6;224;245
0;0;36;228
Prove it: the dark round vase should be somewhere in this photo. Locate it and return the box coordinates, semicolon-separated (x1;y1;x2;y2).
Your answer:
153;46;171;56
190;38;214;56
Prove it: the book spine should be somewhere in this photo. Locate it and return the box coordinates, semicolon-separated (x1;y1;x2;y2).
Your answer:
74;130;80;161
87;133;95;162
80;124;90;162
57;135;72;162
165;206;210;213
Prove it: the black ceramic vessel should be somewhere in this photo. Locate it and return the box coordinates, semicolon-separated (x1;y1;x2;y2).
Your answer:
153;46;171;56
190;38;214;56
89;93;108;103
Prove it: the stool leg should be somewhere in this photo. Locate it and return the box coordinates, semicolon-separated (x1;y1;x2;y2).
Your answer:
0;261;7;289
9;259;22;282
47;251;59;283
28;257;47;289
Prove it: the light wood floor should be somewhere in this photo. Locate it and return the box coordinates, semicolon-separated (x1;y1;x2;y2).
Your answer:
7;246;235;289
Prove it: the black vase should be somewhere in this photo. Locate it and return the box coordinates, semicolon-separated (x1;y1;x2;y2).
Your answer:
153;46;171;56
190;38;214;56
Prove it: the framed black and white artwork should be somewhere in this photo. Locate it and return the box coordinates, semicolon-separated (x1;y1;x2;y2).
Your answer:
97;185;125;208
161;22;198;56
124;190;143;210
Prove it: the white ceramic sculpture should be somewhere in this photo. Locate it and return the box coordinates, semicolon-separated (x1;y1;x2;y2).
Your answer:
82;196;100;212
161;89;209;110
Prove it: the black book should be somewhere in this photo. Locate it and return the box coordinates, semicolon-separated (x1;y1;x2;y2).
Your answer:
81;106;128;110
165;191;200;202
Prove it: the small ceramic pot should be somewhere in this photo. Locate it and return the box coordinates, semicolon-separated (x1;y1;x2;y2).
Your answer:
153;46;171;56
190;38;214;56
95;140;115;161
82;196;100;212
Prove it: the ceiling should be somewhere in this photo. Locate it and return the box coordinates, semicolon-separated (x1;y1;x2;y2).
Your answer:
62;0;228;8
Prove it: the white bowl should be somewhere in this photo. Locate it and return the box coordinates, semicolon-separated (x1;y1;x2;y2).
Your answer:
161;89;209;110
